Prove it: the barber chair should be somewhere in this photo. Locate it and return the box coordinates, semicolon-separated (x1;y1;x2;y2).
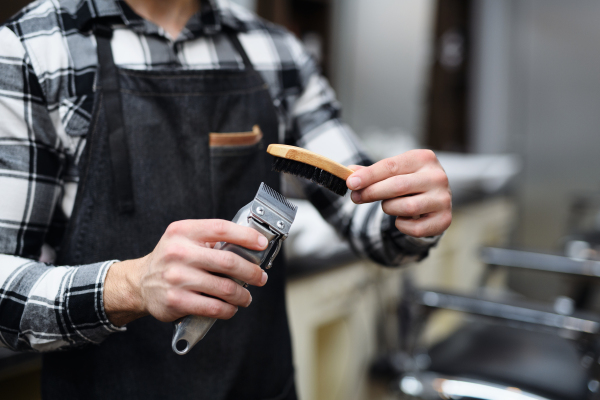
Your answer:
372;247;600;400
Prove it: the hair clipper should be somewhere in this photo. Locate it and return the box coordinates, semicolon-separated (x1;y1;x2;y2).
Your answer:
171;182;298;355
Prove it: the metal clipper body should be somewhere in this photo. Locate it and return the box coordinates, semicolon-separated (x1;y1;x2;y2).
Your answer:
171;183;298;355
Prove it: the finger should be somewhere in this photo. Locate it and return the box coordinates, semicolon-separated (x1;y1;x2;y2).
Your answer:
394;211;452;238
166;219;269;251
193;247;268;287
381;192;446;218
163;265;252;307
347;149;438;190
351;173;431;204
347;165;367;172
173;289;239;320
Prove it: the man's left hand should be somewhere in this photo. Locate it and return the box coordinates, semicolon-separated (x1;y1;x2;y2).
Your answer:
347;149;452;238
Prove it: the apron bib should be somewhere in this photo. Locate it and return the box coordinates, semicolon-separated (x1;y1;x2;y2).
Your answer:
42;24;296;400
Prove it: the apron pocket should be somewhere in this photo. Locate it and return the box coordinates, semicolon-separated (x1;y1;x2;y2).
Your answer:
210;125;267;220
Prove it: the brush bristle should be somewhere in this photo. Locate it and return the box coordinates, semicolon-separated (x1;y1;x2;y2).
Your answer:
272;157;348;196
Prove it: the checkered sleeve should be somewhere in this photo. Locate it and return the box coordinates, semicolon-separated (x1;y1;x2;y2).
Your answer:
0;256;123;352
282;33;439;266
0;25;123;351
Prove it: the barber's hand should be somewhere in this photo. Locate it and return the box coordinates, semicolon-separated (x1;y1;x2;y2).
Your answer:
104;220;269;326
347;149;452;238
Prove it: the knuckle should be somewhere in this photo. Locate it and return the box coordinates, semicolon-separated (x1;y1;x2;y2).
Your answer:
165;289;181;309
241;290;251;306
411;225;426;238
220;279;238;297
394;218;405;232
393;176;408;194
162;266;183;285
383;158;399;175
251;265;263;284
403;199;419;216
433;169;449;186
381;199;394;215
418;149;436;162
217;251;236;272
205;302;224;319
441;193;453;210
441;211;453;229
165;221;183;237
210;219;229;236
163;243;186;262
220;305;237;320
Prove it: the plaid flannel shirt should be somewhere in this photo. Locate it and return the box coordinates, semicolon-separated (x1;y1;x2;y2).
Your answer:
0;0;438;352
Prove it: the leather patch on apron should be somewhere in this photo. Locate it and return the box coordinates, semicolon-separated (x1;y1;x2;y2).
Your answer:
210;125;263;147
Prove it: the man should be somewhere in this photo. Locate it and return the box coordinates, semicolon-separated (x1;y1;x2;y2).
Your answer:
0;0;452;398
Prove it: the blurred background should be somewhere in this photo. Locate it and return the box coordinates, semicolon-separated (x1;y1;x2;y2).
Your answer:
2;0;600;399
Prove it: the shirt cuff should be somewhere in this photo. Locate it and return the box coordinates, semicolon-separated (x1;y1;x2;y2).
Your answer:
62;260;125;345
382;214;441;262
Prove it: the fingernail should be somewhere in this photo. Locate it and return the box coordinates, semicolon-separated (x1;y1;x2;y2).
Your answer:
247;294;253;307
351;191;362;203
261;271;268;285
348;176;361;190
258;235;268;248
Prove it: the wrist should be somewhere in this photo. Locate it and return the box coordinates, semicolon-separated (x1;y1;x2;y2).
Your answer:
104;256;148;326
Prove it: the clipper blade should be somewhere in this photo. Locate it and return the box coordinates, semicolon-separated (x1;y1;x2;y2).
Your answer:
255;183;298;226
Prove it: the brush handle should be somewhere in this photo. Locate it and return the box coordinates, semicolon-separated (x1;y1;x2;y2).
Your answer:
267;144;354;180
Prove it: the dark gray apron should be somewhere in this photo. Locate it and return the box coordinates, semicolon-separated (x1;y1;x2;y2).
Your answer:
42;23;296;400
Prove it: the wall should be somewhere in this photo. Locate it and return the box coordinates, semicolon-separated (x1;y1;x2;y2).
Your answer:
469;0;511;154
505;0;600;248
329;0;435;141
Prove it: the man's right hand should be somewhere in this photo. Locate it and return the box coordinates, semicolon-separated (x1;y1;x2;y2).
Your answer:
103;219;270;327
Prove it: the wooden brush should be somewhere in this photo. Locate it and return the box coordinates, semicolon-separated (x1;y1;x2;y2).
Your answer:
267;144;354;196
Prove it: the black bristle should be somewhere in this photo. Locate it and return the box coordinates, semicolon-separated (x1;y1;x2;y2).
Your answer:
271;156;348;196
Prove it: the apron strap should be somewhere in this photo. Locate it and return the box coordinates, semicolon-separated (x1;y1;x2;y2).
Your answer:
93;24;135;213
226;31;255;71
